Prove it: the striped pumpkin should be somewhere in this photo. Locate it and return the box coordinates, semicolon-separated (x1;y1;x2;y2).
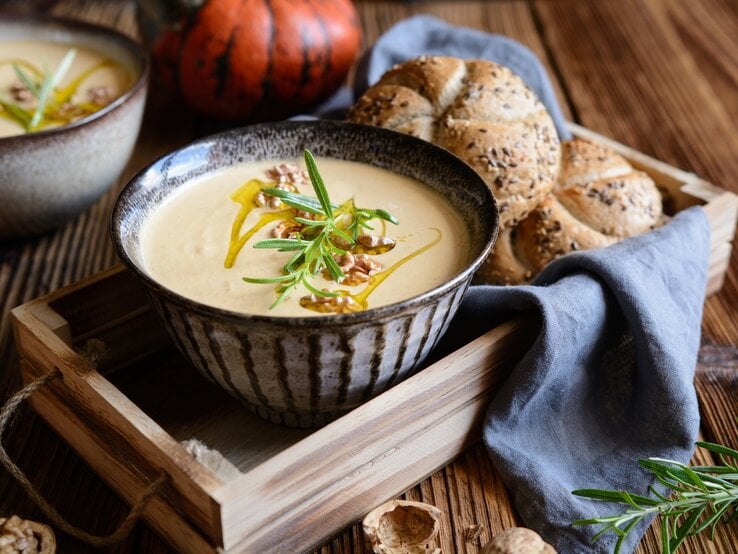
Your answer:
146;0;361;120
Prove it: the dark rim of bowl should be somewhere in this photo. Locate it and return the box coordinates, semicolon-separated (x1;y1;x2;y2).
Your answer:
111;120;499;327
0;14;150;144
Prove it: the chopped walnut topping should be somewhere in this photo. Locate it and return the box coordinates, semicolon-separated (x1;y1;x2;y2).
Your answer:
86;85;113;106
9;82;34;104
335;252;358;273
255;181;298;209
294;209;315;220
324;252;382;286
354;234;396;254
271;219;303;239
336;252;382;275
341;270;371;286
57;101;85;119
265;163;309;187
354;253;382;274
300;293;362;314
357;234;392;249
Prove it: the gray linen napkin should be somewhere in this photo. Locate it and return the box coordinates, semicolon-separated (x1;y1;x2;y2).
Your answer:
349;15;711;553
450;207;708;552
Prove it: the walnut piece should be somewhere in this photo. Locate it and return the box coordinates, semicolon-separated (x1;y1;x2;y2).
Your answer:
86;85;113;106
271;219;303;239
265;163;309;187
480;527;555;554
327;253;382;286
363;500;441;554
355;234;396;255
299;293;362;314
255;180;298;209
0;516;56;554
9;82;34;104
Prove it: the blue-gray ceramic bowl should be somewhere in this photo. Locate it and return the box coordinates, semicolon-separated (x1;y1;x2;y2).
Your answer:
112;121;498;428
0;16;149;238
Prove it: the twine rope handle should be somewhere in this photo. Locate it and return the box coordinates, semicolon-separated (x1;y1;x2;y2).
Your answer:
0;368;169;548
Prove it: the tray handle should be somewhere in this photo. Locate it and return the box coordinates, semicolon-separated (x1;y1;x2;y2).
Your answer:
0;368;169;547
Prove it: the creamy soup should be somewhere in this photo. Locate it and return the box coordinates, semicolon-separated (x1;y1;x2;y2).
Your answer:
0;40;131;137
141;158;471;317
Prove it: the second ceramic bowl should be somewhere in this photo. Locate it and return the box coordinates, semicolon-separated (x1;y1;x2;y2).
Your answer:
0;16;149;238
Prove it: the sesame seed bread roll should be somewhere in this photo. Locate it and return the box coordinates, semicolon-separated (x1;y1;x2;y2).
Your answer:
473;226;533;286
557;138;663;238
348;55;561;229
477;138;663;283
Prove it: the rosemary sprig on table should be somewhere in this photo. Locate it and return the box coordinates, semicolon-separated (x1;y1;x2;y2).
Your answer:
572;440;738;554
1;48;77;132
243;149;398;309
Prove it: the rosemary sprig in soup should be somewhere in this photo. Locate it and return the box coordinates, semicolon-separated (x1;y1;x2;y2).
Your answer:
242;149;399;311
0;44;125;134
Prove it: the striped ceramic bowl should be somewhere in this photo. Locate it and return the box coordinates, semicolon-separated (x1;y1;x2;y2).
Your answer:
112;121;498;428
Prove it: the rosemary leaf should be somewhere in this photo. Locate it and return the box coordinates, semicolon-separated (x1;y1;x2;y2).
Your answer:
263;187;330;214
573;448;738;553
304;149;333;218
0;101;32;128
12;64;39;97
242;274;294;284
29;48;77;130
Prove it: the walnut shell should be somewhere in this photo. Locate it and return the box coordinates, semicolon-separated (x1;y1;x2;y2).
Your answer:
0;516;56;554
363;500;441;554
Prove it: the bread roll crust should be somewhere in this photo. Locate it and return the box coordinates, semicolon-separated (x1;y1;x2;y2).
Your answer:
557;138;662;237
473;227;533;286
348;55;561;228
516;194;617;273
482;138;663;282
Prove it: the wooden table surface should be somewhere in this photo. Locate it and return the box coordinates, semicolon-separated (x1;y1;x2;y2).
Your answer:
1;1;737;552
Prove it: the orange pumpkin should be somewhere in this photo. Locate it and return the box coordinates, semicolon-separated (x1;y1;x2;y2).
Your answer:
143;0;361;121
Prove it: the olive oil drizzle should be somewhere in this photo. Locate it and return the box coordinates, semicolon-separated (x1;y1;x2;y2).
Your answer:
224;179;293;268
351;229;442;308
298;230;441;314
229;155;444;314
0;58;122;131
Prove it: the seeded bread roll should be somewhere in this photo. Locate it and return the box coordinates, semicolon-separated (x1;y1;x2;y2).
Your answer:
476;138;663;284
348;55;561;228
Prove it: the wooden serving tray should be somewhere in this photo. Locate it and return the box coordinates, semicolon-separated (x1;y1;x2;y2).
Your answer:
11;266;535;553
10;127;738;553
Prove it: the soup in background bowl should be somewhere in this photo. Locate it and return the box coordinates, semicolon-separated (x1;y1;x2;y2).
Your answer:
112;121;498;428
0;15;148;238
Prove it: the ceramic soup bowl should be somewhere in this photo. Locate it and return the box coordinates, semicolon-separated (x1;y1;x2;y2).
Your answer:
0;16;148;238
112;121;498;428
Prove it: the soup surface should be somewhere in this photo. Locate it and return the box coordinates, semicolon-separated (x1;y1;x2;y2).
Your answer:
0;40;131;137
141;158;471;317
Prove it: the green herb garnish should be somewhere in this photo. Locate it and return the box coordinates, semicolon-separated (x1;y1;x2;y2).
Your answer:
572;440;738;553
3;48;77;132
242;149;399;309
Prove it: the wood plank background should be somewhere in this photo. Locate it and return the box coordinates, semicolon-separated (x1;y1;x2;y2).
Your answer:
0;1;736;552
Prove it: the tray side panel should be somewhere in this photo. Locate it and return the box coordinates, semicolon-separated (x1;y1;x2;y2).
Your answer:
218;318;536;552
20;360;217;554
10;303;226;547
702;192;738;294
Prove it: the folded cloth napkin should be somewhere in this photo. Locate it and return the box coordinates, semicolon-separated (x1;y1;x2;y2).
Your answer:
345;15;710;553
454;207;708;552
